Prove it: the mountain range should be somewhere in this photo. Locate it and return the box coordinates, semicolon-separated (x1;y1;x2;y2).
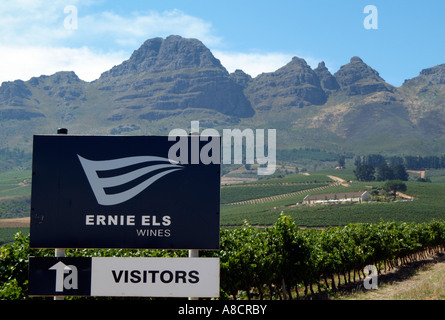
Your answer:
1;35;445;157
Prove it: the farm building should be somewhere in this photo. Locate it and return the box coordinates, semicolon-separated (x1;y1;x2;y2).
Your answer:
303;191;371;205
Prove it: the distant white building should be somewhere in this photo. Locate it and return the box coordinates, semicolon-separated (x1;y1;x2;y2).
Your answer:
303;191;371;205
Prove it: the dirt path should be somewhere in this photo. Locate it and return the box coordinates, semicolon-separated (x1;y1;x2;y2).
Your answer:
0;195;23;201
407;170;426;179
327;175;350;187
0;217;30;228
221;177;258;185
396;192;414;200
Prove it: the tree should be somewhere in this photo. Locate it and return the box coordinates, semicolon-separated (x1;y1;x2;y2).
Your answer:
392;164;409;181
387;156;404;167
375;162;394;181
337;156;345;168
383;180;407;199
354;156;362;167
362;154;386;167
404;155;422;170
354;164;375;181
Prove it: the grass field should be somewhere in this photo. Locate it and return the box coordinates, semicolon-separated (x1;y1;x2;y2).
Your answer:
0;227;29;246
0;170;31;198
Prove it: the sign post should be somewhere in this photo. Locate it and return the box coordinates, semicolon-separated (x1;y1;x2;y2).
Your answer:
54;128;68;300
188;249;200;300
188;130;200;300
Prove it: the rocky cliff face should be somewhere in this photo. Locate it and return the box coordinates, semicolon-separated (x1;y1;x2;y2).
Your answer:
333;56;394;96
94;35;254;118
0;35;254;126
314;62;339;91
402;64;445;89
245;56;327;111
0;80;42;120
100;36;225;76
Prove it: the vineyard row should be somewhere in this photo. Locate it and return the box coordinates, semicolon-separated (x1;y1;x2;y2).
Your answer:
212;215;445;299
1;215;445;300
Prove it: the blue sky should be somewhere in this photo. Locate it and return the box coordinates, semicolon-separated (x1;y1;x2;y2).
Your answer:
1;0;444;86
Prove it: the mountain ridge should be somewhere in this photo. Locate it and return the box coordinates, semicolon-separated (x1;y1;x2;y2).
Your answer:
1;35;445;156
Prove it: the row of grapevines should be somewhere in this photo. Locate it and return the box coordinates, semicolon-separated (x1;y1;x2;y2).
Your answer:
220;183;327;204
1;215;445;299
210;214;445;299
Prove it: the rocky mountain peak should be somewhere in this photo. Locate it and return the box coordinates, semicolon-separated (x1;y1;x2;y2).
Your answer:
402;64;445;88
277;56;312;74
349;56;364;63
99;35;226;78
92;36;253;118
314;61;339;91
0;80;31;101
317;61;327;69
333;56;393;95
334;56;381;85
230;69;252;88
248;56;327;108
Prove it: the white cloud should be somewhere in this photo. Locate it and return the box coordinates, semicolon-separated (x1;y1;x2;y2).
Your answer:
0;4;223;84
77;9;222;49
0;3;333;85
0;2;221;48
0;0;74;45
0;46;126;83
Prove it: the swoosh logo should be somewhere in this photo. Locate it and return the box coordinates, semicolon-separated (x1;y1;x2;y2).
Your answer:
78;155;183;206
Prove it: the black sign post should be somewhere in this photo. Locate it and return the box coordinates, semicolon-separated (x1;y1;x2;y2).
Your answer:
30;134;221;250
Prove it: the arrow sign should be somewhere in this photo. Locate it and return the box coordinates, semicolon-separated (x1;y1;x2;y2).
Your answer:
28;257;92;296
49;261;72;292
29;257;219;297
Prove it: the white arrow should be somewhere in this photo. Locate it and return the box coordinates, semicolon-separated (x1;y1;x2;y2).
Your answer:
49;261;72;292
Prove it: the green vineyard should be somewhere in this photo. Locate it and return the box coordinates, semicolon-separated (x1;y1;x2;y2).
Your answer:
215;214;445;299
1;215;444;300
221;182;329;204
2;168;445;299
220;169;445;226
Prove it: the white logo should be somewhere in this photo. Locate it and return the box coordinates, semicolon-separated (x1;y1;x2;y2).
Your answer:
78;155;183;206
